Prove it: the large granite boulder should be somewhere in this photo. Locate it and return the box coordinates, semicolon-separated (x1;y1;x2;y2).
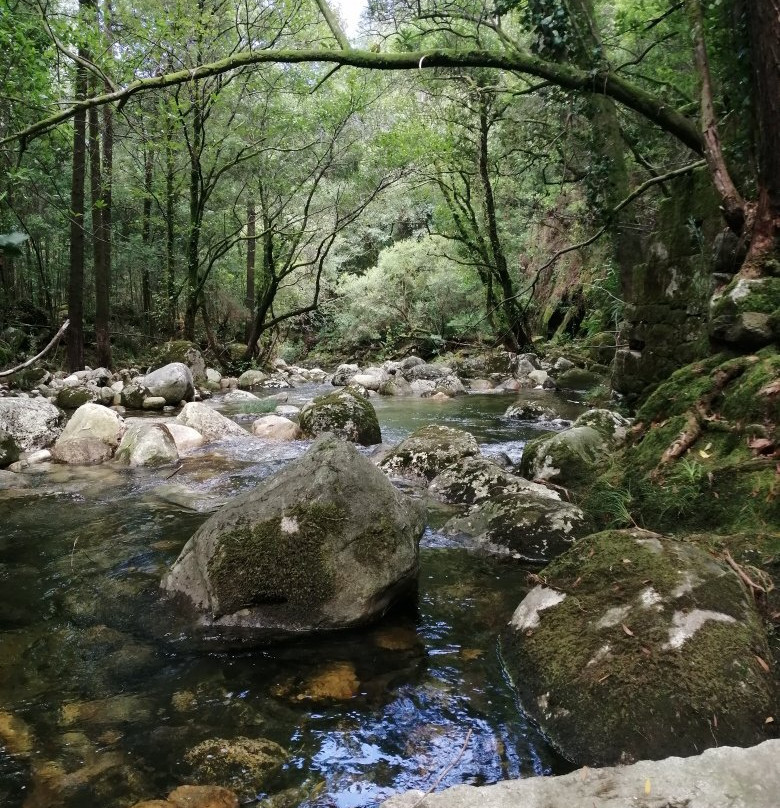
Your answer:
0;428;20;468
299;387;381;446
501;529;776;766
51;402;125;465
176;402;246;441
251;415;301;441
115;423;179;467
161;435;424;644
140;362;194;405
56;384;101;409
0;397;63;450
151;340;207;382
380;425;479;482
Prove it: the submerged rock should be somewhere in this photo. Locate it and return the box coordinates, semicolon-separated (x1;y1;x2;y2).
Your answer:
161;434;424;643
184;738;287;800
299;387;381;445
0;397;63;450
501;529;776;766
380;425;479;482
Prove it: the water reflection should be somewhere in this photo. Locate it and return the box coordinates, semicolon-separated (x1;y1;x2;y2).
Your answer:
0;392;577;807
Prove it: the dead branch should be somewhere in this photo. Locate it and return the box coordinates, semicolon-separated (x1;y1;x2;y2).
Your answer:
0;319;69;378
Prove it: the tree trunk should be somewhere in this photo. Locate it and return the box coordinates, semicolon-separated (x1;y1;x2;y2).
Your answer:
67;19;88;372
743;0;780;272
184;82;203;341
98;69;114;367
476;94;531;351
165;121;177;332
88;70;111;368
141;148;153;330
245;199;256;343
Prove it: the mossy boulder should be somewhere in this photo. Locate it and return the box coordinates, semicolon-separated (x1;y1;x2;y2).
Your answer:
501;529;775;766
184;737;287;800
709;277;780;350
429;455;558;506
443;492;587;564
519;408;630;490
380;425;480;482
299;387;381;446
161;434;424;644
152;340;206;382
554;367;605;391
520;426;608;489
504;401;563;422
56;385;101;409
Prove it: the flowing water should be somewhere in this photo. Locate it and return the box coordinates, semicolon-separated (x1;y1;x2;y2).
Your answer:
0;389;585;807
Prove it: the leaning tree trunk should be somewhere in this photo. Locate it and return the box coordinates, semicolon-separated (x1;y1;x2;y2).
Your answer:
245;199;256;343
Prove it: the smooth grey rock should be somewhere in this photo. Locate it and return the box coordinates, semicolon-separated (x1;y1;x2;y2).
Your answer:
141;362;194;405
115;423;179;467
382;740;780;808
165;423;206;452
161;434;424;644
401;363;452;382
0;397;63;451
51;403;124;465
176;402;246;441
237;369;268;390
222;389;260;403
251;415;301;441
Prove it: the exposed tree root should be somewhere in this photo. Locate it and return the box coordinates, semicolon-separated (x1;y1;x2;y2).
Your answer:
651;356;759;480
723;549;774;606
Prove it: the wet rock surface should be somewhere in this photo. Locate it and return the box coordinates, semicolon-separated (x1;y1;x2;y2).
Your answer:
162;434;424;643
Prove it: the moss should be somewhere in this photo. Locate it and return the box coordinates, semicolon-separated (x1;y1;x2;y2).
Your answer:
351;513;404;567
207;502;347;617
502;530;775;765
381;425;479;480
299;388;381;445
152;340;199;366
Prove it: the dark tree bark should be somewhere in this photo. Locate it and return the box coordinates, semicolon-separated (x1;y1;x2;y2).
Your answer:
165;120;177;332
88;70;111;368
743;0;780;271
245;199;256;343
141;147;153;329
476;94;531;351
66;15;88;372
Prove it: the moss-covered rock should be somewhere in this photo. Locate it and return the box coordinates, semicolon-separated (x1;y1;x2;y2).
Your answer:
520;426;608;489
56;385;101;410
709;277;780;350
161;435;424;644
443;491;587;564
151;340;207;382
184;737;287;800
589;349;779;535
501;529;776;766
299;387;381;446
380;425;480;481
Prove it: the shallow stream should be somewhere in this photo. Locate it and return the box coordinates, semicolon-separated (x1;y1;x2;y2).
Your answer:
0;389;585;807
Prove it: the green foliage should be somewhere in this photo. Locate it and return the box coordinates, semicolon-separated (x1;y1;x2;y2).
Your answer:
324;236;486;355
